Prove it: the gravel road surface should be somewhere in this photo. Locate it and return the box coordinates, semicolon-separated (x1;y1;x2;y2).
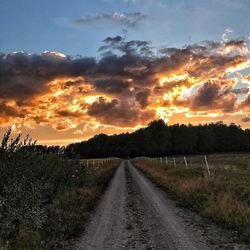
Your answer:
75;160;248;250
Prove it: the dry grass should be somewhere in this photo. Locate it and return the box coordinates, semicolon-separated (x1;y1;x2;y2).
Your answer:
133;154;250;242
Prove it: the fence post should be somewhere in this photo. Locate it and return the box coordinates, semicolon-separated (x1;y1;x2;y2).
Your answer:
173;157;176;167
184;156;188;169
166;157;168;165
204;155;211;177
86;159;89;167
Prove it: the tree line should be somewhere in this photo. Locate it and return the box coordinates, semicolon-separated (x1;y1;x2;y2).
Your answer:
65;120;250;158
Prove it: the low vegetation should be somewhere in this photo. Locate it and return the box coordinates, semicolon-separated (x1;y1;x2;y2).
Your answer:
133;154;250;242
0;128;120;249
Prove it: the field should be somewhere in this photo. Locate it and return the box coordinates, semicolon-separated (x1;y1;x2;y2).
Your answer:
1;128;249;249
0;135;120;250
132;154;250;242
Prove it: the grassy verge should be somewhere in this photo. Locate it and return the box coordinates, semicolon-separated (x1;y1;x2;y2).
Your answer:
0;151;120;249
39;159;120;249
132;154;250;242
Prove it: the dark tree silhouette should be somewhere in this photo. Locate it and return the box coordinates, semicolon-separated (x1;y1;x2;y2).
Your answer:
65;120;250;158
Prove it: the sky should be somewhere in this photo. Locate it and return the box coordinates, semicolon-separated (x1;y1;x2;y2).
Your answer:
0;0;250;145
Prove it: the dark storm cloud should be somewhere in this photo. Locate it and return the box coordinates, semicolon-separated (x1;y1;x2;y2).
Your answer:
1;37;245;104
99;35;153;57
225;39;246;48
160;40;245;56
93;79;129;93
76;12;147;27
87;97;154;126
158;40;247;77
87;97;118;116
0;101;24;118
103;36;123;45
0;52;96;101
0;36;249;128
193;82;225;107
242;117;250;122
175;81;237;112
0;38;155;113
95;56;154;91
135;88;150;108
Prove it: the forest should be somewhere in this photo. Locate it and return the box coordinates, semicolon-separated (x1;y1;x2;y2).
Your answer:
65;120;250;158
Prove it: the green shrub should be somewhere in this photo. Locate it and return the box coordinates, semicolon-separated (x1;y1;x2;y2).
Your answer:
0;128;120;249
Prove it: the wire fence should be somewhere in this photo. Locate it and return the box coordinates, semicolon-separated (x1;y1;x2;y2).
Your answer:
145;153;250;178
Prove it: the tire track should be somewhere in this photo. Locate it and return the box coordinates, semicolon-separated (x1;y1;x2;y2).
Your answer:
76;160;238;249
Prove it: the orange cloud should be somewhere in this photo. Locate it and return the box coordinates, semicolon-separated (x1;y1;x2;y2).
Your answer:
0;38;250;144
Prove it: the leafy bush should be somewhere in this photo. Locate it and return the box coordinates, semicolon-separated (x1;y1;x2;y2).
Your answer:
0;128;119;249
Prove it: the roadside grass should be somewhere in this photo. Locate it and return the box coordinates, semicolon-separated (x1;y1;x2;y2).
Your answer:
132;154;250;242
0;150;120;249
33;159;119;250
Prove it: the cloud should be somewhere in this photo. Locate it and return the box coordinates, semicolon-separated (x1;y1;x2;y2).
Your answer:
241;94;250;108
99;36;153;56
0;51;96;101
87;97;154;126
0;101;24;118
0;37;250;130
102;36;123;45
57;110;82;117
93;79;129;93
76;12;146;28
135;88;150;108
243;74;250;84
231;87;249;95
242;117;250;122
222;28;233;42
176;81;238;112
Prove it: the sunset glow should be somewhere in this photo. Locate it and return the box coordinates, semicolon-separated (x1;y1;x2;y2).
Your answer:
1;39;250;144
1;0;250;145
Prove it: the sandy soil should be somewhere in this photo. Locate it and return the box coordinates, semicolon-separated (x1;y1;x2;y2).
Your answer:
75;160;249;250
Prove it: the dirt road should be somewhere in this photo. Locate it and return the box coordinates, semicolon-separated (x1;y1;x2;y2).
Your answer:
75;160;246;250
